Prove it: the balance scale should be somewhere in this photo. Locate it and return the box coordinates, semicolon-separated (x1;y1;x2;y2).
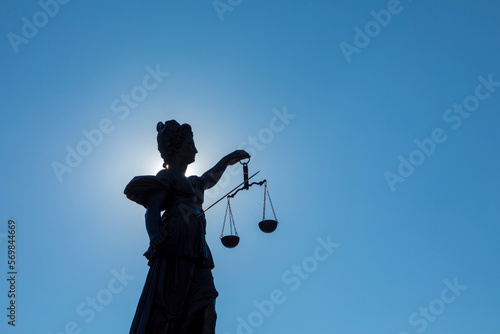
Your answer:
202;159;279;248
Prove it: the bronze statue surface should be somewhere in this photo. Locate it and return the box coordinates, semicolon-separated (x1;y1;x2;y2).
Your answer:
124;120;249;334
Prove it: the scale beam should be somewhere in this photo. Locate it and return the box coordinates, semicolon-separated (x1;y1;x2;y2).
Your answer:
228;179;267;199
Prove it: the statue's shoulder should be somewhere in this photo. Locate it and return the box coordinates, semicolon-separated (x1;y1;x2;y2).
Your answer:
187;175;206;190
156;168;175;182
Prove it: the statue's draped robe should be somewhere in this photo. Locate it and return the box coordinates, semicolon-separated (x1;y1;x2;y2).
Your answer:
125;169;218;334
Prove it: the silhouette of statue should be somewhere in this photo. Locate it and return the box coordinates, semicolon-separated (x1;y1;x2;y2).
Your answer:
124;120;249;334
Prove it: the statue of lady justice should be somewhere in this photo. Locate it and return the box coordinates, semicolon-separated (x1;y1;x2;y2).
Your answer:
124;120;250;334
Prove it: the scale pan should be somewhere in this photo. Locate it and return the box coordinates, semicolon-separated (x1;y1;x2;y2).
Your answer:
221;235;240;248
259;219;278;233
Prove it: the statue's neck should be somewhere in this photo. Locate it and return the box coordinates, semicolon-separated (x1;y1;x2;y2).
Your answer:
167;162;187;176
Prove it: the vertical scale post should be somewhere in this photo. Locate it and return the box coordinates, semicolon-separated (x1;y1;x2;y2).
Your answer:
243;162;249;190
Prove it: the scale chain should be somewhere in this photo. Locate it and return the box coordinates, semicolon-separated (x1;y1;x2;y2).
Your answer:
229;200;237;236
263;182;278;221
221;197;238;238
262;182;267;220
221;197;230;238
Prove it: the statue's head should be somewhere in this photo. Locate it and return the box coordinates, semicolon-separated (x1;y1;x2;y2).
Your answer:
156;120;196;168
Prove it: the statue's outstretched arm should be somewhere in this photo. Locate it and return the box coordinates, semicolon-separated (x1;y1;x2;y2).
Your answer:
202;150;250;189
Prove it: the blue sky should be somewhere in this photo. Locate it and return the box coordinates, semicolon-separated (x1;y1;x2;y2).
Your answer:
1;1;499;333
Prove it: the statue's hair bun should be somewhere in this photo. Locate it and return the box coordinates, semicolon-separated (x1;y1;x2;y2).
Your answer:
157;121;165;132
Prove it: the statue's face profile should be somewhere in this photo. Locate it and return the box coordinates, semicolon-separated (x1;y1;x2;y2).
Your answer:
176;135;198;165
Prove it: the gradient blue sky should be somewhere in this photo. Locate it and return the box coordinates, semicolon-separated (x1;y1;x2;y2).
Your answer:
1;1;500;333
